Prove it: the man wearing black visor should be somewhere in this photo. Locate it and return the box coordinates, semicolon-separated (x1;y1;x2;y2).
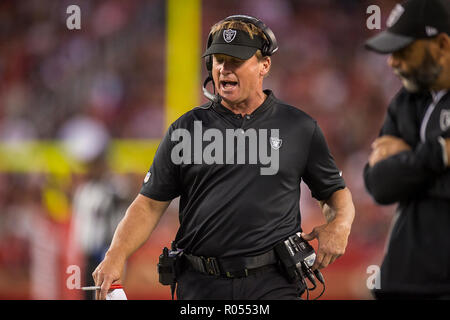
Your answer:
364;0;450;299
92;15;355;300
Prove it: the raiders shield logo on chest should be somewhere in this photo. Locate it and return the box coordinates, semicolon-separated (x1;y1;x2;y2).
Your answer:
440;110;450;132
270;137;282;150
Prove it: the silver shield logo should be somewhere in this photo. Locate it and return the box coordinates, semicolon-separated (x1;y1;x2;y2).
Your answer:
223;29;237;43
440;110;450;131
270;137;282;150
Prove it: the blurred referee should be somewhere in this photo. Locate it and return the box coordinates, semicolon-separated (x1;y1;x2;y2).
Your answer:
92;15;355;300
364;0;450;299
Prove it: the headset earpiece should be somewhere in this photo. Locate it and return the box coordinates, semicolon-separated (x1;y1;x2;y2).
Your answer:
205;55;212;74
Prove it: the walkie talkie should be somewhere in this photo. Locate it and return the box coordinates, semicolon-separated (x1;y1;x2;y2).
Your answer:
274;232;325;299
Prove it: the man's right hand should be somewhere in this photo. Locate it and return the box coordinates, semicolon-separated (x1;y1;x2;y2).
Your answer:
90;196;171;299
92;251;126;300
369;135;411;167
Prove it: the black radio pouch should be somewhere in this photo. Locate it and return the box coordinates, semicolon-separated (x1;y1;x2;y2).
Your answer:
274;232;325;299
274;241;302;283
274;232;317;284
157;243;183;299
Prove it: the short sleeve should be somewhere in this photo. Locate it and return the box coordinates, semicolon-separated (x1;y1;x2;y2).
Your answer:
302;122;346;200
140;126;181;201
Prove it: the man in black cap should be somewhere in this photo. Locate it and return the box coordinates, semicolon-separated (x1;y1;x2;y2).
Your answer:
92;15;355;300
364;0;450;299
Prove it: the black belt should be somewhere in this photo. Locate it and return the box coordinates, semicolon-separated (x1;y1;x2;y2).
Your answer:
183;250;278;278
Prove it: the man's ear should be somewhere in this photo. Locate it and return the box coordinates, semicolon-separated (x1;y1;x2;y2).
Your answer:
260;56;271;77
436;33;450;50
433;33;450;66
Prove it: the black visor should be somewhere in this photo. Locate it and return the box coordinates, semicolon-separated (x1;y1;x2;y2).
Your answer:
365;31;415;54
202;29;264;60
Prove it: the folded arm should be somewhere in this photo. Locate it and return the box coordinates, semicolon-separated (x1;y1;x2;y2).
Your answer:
364;135;448;204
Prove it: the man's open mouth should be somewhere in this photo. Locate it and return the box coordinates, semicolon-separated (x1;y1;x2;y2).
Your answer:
220;80;238;89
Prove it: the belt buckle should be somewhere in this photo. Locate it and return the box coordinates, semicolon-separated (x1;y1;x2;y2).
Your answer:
202;257;221;276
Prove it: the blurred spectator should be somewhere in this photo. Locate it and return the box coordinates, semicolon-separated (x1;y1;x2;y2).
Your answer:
62;116;130;299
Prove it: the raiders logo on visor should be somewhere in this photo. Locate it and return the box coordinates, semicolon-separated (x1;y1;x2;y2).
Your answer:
223;29;237;43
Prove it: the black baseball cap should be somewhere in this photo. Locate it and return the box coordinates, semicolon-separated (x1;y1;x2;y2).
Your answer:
365;0;450;54
202;29;264;60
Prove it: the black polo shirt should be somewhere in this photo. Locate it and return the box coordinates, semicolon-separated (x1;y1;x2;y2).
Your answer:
140;90;345;258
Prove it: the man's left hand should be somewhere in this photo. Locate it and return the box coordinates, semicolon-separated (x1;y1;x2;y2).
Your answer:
369;135;411;167
301;220;350;270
